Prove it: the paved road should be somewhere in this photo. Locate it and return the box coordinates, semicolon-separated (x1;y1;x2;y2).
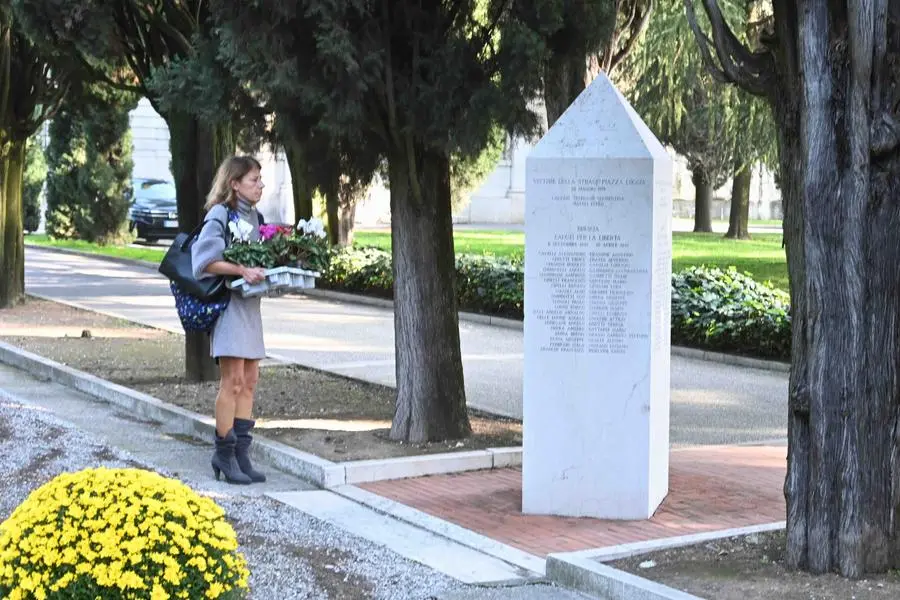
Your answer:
24;247;789;446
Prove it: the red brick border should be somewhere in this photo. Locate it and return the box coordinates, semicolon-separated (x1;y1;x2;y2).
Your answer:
361;445;787;556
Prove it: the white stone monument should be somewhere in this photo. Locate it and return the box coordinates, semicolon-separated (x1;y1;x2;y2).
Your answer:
522;73;672;520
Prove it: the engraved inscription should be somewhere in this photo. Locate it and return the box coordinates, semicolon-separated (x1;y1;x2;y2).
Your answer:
531;177;652;355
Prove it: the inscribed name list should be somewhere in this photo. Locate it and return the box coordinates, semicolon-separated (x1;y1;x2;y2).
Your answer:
529;172;654;358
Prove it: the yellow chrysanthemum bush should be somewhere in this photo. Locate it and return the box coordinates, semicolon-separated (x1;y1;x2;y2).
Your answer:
0;467;249;600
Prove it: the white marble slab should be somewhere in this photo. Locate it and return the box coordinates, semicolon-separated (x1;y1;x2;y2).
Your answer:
522;73;673;519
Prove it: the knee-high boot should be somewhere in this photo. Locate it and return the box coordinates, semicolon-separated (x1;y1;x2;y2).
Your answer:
233;418;267;483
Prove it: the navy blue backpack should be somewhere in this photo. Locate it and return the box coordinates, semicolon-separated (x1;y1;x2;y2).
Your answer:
159;209;240;333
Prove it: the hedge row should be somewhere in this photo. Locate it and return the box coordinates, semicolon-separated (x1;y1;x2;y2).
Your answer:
322;248;790;360
322;247;524;319
671;266;790;360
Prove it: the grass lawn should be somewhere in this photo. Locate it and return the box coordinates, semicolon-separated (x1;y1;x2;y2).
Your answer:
672;233;787;289
357;229;788;289
27;228;789;291
26;234;166;264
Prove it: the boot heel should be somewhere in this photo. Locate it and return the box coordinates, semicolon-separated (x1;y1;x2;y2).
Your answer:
211;429;253;485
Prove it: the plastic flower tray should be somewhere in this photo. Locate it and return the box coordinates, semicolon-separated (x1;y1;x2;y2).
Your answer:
228;267;321;298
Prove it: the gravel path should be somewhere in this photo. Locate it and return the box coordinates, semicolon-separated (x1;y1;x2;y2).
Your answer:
0;398;466;599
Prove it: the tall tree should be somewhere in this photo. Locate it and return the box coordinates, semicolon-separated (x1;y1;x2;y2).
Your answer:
310;139;378;249
18;0;246;381
0;5;67;308
686;0;900;577
44;107;88;240
213;0;545;442
719;1;777;240
723;89;776;240
515;0;652;127
45;84;136;243
22;136;45;234
617;0;775;234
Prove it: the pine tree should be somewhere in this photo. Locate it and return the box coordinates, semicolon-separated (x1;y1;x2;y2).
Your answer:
0;5;67;308
213;0;547;441
617;0;776;234
687;0;900;576
18;0;250;381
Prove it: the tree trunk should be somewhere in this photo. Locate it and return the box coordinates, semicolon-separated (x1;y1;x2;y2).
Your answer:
691;168;714;233
0;139;26;308
285;138;313;222
777;3;900;578
324;168;359;248
168;112;233;382
324;172;341;247
725;160;752;240
685;0;900;578
544;52;591;128
388;146;471;443
336;202;356;247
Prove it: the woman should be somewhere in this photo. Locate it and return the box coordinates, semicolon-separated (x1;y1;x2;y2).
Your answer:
192;155;268;485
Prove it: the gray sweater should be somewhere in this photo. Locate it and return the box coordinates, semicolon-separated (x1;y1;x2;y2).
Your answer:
191;200;265;360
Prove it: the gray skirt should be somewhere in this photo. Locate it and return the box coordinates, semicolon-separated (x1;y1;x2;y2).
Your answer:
210;291;265;360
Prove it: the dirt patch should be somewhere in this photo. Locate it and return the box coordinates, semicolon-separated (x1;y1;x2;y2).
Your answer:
265;416;521;461
2;297;521;462
291;546;374;600
233;520;374;600
14;448;65;479
92;447;146;469
0;413;11;440
610;530;900;600
0;298;157;339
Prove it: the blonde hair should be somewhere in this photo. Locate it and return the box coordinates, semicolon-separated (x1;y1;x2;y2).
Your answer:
204;155;263;211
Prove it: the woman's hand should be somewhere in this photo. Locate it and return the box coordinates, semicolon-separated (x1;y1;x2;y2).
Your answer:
240;267;267;284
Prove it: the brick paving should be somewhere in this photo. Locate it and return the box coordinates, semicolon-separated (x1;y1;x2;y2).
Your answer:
360;445;787;556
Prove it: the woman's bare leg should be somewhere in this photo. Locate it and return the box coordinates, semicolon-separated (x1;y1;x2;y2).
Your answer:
236;359;260;420
233;359;265;482
216;357;245;436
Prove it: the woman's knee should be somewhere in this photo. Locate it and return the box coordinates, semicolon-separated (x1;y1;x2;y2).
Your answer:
220;365;246;397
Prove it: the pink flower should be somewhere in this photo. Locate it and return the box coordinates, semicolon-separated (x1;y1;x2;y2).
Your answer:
259;224;279;241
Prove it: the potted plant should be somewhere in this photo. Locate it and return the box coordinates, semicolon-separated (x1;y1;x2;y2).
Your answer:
224;217;330;297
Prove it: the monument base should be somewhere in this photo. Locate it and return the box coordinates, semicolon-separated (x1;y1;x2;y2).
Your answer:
522;463;669;520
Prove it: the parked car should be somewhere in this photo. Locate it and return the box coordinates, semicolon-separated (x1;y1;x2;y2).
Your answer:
127;178;179;242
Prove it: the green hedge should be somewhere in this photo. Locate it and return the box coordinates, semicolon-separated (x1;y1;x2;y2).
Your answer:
322;247;524;318
322;248;790;360
671;266;790;360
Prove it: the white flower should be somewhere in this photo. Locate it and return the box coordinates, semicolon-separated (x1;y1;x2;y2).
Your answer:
228;219;254;242
297;217;327;239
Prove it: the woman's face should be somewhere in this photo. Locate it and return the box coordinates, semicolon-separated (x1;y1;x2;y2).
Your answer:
232;168;264;204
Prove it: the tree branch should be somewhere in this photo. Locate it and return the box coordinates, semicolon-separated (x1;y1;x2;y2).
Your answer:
73;52;143;94
683;0;772;97
609;0;652;72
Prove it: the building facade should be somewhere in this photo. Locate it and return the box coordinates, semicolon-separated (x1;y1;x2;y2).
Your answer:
129;98;783;226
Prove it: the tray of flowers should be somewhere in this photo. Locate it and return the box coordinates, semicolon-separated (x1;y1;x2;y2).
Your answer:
225;218;329;298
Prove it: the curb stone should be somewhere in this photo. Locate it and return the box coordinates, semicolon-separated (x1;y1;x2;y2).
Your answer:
545;554;703;600
25;243;792;373
558;521;785;564
545;522;785;600
0;341;519;488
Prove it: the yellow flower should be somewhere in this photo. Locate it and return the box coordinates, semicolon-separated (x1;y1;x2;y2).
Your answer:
151;583;170;600
0;468;250;598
